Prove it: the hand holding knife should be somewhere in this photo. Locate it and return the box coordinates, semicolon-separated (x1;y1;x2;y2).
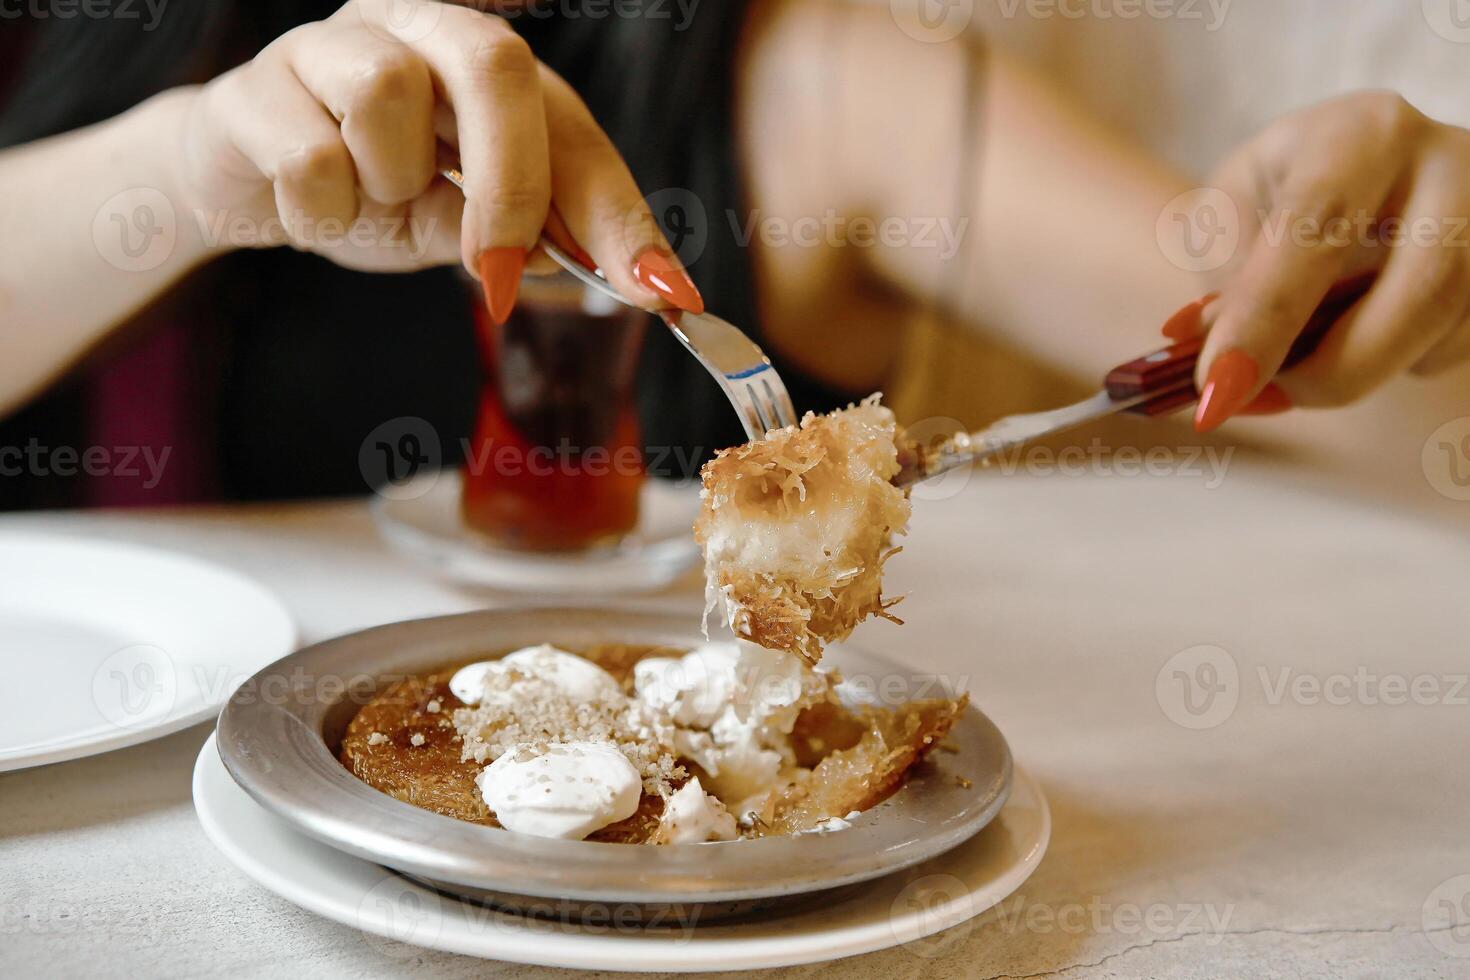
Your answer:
893;273;1376;488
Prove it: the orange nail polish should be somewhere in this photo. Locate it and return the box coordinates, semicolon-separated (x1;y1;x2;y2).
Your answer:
477;247;526;326
1194;350;1260;433
1161;292;1220;341
1237;382;1292;416
632;246;704;314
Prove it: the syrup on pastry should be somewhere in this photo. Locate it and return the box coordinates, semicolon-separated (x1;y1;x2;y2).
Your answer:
695;396;910;664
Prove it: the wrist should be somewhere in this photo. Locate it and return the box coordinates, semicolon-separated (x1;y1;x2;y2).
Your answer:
153;85;247;263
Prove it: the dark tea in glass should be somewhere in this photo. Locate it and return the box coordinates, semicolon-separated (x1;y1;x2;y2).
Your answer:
462;273;647;551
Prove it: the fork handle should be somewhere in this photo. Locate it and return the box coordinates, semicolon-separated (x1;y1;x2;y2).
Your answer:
1104;272;1378;416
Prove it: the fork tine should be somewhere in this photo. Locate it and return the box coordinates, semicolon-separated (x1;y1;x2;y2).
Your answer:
743;380;774;433
761;375;798;429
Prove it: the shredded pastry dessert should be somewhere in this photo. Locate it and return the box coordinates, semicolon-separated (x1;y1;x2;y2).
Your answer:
340;641;964;844
337;395;967;844
695;395;911;664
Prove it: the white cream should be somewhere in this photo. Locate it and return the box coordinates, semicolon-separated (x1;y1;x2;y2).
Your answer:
450;645;623;706
657;778;738;844
633;643;741;729
476;740;641;840
801;810;862;834
637;640;826;818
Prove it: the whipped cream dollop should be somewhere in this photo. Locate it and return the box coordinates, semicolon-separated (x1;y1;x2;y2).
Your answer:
634;640;827;819
457;639;832;840
475;740;641;840
632;643;741;729
450;645;623;706
656;777;738;844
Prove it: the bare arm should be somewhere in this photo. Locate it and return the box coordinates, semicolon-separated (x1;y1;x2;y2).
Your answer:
0;89;215;416
741;2;1200;386
0;0;702;421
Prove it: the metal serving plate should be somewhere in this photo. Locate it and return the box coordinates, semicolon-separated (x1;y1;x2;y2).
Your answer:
216;606;1011;922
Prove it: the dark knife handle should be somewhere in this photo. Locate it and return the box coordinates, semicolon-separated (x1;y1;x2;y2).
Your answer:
1104;272;1378;416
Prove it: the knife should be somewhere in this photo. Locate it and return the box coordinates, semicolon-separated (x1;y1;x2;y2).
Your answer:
894;272;1376;487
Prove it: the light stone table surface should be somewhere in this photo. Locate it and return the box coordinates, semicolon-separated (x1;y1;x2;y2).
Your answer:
3;451;1469;979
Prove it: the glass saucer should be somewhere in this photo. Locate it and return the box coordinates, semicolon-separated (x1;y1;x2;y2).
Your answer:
371;469;703;595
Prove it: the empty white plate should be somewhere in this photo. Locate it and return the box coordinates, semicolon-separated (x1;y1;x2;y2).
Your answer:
193;732;1050;970
0;532;295;771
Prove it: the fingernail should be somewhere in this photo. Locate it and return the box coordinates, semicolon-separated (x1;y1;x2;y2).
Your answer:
476;246;526;326
543;210;597;272
1194;349;1260;433
1161;292;1220;341
1237;382;1292;416
632;246;704;314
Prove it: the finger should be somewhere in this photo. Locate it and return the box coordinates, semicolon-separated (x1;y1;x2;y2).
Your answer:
282;24;436;206
363;1;551;301
326;186;465;272
1277;170;1470;406
217;42;360;246
539;66;703;313
1412;321;1470;376
1194;129;1405;431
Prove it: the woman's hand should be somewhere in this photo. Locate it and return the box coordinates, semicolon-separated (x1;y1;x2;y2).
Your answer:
1169;92;1470;431
178;0;702;320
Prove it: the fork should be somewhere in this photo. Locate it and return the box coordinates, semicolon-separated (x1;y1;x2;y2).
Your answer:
439;165;798;441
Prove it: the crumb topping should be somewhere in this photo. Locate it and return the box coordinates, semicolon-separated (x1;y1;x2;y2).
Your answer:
452;667;686;797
